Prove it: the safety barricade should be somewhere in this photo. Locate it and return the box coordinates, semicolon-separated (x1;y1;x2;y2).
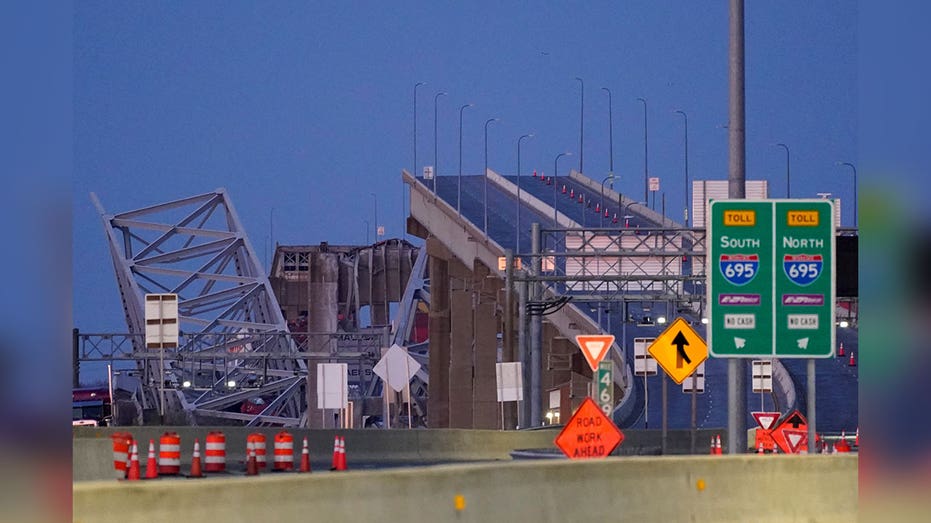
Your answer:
158;432;181;475
273;430;294;471
247;433;267;470
110;432;133;478
204;431;226;473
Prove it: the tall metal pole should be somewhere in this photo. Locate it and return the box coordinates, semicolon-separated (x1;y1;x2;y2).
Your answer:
410;81;425;240
483;118;499;234
600;174;615;227
458;103;473;215
517;274;529;428
413;82;425;174
602;87;614;175
776;143;790;198
553;152;572;225
576;77;584;174
727;0;747;455
837;161;857;226
517;133;534;253
433;91;447;195
637;97;649;205
530;222;543;427
675;110;689;226
370;192;379;240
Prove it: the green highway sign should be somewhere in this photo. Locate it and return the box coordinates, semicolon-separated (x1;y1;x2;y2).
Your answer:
708;199;835;358
596;361;614;417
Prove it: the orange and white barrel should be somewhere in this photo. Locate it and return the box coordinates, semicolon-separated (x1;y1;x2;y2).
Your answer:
273;430;294;471
204;431;226;472
158;431;182;475
110;432;133;477
247;433;267;470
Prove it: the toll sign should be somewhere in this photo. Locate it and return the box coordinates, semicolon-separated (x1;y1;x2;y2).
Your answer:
554;397;624;459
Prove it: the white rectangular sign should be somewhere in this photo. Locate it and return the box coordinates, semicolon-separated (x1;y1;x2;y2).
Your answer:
316;363;348;409
495;362;523;402
634;337;657;376
144;293;179;349
751;360;773;393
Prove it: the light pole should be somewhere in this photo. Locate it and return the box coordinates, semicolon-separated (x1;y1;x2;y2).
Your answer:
775;143;790;198
836;161;857;226
554;152;573;225
675;110;689;226
363;220;369;244
483;117;499;234
413;82;425;174
600;174;615;227
458;103;473;215
623;200;647;228
602;87;614;177
576;77;584;174
370;192;379;240
433;91;447;195
637;97;649;205
517;133;534;253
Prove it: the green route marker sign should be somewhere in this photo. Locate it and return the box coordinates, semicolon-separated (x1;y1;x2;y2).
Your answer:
708;199;835;358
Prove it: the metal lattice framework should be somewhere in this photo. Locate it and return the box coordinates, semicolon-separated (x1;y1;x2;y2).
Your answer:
91;189;307;426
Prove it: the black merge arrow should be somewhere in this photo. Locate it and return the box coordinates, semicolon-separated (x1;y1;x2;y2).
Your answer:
672;331;691;368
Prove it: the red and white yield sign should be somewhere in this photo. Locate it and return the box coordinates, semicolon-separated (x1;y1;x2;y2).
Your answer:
554;397;624;459
575;334;615;372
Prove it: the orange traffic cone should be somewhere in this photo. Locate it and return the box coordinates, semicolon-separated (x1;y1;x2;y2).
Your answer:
338;436;347;471
612;213;618;224
532;169;538;178
849;351;856;366
709;436;716;455
246;441;258;476
561;184;567;194
145;439;158;479
715;435;723;455
330;435;340;470
299;437;311;473
189;439;203;478
855;427;859;447
127;440;141;481
838;342;845;357
757;441;765;454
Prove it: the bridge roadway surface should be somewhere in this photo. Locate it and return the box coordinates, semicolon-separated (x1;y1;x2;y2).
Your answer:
424;173;858;433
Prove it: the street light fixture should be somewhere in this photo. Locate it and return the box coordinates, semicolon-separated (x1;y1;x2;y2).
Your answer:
637;97;649;205
602;87;614;176
674;110;689;226
483;117;499;234
836;161;857;227
576;77;584;174
517;133;534;253
600;174;615;227
623;200;648;228
774;143;790;198
457;103;474;215
433;91;447;195
554;152;573;225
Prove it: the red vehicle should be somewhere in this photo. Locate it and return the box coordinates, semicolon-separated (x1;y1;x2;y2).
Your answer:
73;386;112;426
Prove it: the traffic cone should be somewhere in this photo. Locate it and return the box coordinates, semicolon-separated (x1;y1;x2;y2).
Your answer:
561;184;567;194
338;436;348;471
595;203;600;213
246;441;258;476
189;439;203;478
532;169;538;178
715;435;723;455
855;427;859;447
569;188;574;198
145;439;158;479
330;436;340;471
709;436;716;455
127;440;141;481
578;194;584;203
300;437;311;473
838;342;845;357
848;351;856;366
604;208;609;218
612;213;618;224
757;441;764;454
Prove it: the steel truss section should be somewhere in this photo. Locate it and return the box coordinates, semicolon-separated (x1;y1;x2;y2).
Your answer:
91;189;306;426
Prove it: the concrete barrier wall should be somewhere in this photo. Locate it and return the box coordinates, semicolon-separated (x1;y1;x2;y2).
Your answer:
73;454;857;523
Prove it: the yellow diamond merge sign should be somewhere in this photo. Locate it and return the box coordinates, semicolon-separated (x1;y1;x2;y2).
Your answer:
647;317;708;384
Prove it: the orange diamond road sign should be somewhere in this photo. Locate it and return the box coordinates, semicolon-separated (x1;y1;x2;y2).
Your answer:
647;318;708;384
575;334;615;372
554;397;624;459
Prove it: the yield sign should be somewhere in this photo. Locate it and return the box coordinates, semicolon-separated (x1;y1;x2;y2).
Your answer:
647;318;708;384
575;334;615;372
752;411;781;431
783;429;808;454
554;397;624;459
